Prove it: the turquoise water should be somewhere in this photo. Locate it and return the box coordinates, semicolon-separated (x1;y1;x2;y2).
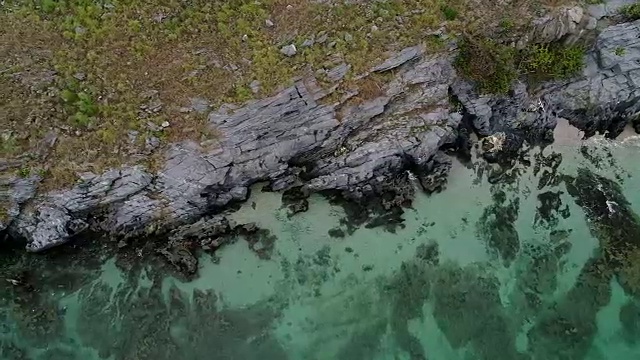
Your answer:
2;133;640;359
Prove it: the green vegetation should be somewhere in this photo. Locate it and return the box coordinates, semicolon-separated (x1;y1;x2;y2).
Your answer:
16;166;31;178
620;2;640;20
615;47;626;56
455;38;518;94
499;18;515;31
522;43;585;80
440;5;458;21
455;38;585;94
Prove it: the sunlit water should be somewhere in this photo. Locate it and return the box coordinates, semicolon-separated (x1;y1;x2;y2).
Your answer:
2;130;640;360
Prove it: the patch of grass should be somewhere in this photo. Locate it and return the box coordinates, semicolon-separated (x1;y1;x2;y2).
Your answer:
614;47;626;56
440;5;459;21
620;3;640;20
0;204;9;223
16;166;30;178
499;18;515;31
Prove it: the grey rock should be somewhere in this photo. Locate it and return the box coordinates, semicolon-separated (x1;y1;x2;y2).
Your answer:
152;12;166;23
451;81;493;135
316;32;328;44
0;175;40;232
372;45;424;72
145;136;160;152
451;78;559;164
250;80;261;94
101;193;160;238
530;6;585;44
73;72;86;81
189;97;210;114
265;19;274;27
10;166;153;251
14;205;77;252
542;19;640;137
344;33;353;42
326;63;350;82
588;4;607;20
128;130;139;144
302;38;315;47
146;121;161;132
280;44;297;57
35;131;58;159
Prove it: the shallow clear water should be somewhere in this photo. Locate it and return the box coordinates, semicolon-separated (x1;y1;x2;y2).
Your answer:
2;134;640;360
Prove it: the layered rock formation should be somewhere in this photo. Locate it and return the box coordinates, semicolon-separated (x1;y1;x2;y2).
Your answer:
2;8;640;255
3;47;463;252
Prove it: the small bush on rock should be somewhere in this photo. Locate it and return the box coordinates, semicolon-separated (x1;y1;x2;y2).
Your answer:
522;44;585;80
620;3;640;20
455;37;585;94
455;38;517;94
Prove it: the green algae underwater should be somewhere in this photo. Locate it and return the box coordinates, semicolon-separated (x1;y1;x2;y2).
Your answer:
2;132;640;359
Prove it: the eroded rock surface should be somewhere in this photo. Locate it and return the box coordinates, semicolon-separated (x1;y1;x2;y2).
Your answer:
6;49;462;252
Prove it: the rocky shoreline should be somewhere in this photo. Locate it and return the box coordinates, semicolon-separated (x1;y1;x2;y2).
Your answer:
2;4;640;274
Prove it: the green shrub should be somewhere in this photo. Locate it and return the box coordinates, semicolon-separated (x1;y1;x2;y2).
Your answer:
522;44;585;80
499;18;515;31
454;38;517;94
455;38;585;94
17;167;30;178
60;88;98;127
620;3;640;20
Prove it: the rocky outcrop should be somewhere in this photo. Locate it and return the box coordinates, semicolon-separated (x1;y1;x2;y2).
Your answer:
529;6;596;45
452;17;640;164
0;175;40;233
544;19;640;138
4;9;640;254
4;47;462;252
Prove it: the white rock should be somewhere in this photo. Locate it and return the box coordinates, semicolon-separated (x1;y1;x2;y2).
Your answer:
265;19;274;27
161;121;170;128
250;80;261;94
280;44;297;57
